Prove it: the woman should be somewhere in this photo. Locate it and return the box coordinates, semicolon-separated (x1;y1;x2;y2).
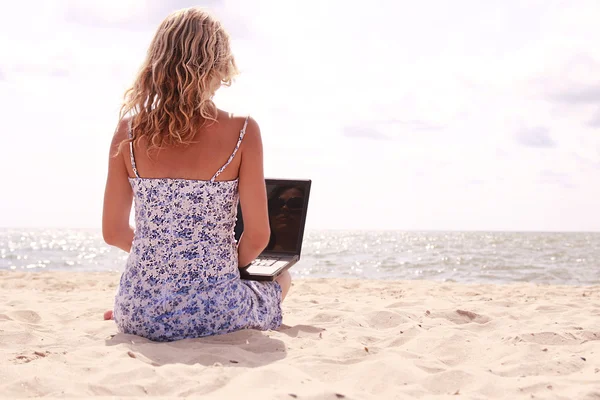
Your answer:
102;7;291;342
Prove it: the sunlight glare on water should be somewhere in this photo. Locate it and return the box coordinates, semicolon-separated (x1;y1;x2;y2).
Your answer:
1;229;599;285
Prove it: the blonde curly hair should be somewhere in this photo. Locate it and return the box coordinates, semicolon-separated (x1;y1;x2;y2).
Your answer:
119;7;238;152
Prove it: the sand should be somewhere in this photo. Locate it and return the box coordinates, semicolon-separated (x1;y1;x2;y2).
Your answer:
0;271;599;399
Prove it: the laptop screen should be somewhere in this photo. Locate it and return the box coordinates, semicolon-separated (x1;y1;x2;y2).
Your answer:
234;179;311;255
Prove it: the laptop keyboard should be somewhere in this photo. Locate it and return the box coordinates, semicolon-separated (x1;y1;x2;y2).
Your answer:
250;257;281;267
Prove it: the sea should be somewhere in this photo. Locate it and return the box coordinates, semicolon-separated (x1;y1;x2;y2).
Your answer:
1;229;598;286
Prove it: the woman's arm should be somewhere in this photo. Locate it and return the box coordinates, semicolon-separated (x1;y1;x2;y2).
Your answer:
237;117;270;267
102;119;135;253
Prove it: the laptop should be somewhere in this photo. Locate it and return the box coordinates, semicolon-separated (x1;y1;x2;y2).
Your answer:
235;178;311;281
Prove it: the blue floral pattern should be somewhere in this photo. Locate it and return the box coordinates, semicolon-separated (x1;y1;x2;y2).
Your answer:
113;117;282;342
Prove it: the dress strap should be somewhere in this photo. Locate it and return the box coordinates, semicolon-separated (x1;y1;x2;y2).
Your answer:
128;119;140;178
210;116;250;182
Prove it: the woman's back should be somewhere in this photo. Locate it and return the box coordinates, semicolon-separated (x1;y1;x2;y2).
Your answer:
123;111;248;182
125;114;250;281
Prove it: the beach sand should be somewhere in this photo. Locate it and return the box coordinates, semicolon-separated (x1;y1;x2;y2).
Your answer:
0;271;599;399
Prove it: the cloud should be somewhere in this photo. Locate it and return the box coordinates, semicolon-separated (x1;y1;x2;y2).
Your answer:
572;152;600;170
545;82;600;129
538;170;576;189
12;64;70;78
515;126;556;148
588;108;600;128
65;0;219;27
342;125;389;140
550;84;600;105
467;179;485;186
147;0;225;15
342;118;445;141
380;119;444;132
64;0;251;39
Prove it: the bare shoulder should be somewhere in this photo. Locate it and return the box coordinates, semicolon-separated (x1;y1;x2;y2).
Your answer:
242;115;259;135
240;118;262;158
237;115;261;147
111;117;131;154
217;110;261;147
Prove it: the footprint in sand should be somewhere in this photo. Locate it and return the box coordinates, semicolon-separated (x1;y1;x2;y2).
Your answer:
364;310;410;330
506;331;600;345
12;351;50;364
7;310;42;324
580;331;600;342
423;370;475;394
429;309;491;325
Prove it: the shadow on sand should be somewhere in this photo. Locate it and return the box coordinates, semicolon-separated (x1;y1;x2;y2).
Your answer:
105;323;324;367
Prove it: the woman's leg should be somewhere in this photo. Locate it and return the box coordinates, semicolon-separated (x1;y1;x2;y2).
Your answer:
104;272;293;318
275;270;292;301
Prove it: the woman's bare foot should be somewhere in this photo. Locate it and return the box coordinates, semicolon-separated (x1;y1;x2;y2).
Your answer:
104;310;113;320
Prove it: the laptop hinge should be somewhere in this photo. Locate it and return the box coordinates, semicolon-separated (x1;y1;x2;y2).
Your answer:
259;252;297;259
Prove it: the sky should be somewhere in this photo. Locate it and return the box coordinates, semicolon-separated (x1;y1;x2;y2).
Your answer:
0;0;599;231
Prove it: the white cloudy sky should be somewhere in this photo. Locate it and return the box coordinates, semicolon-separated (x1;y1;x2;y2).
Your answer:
0;0;599;231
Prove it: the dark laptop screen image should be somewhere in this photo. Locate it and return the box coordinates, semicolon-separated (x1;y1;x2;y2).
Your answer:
234;180;310;254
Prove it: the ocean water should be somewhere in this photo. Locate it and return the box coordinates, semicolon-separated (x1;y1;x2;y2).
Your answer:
1;229;598;285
